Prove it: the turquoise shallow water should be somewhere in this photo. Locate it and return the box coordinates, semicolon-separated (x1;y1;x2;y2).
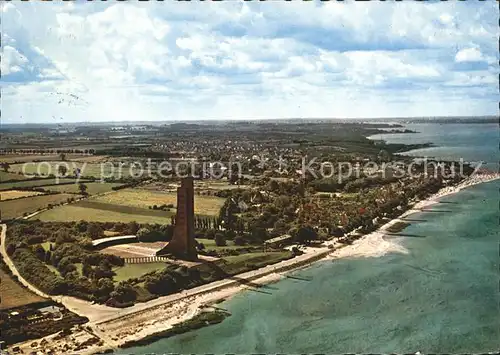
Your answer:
123;124;499;354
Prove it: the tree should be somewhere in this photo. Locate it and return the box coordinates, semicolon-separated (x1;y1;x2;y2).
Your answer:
267;180;279;192
60;153;66;161
275;195;291;210
127;221;139;235
97;278;115;296
294;226;318;245
224;230;236;240
87;223;103;239
82;263;93;278
55;230;75;244
0;162;10;173
78;183;88;196
249;225;268;244
64;270;80;281
196;242;205;251
377;149;391;163
330;227;345;238
34;245;46;261
58;165;68;176
44;250;52;264
214;233;226;247
205;229;216;240
228;173;239;185
6;243;16;256
273;219;288;234
145;272;178;295
93;262;114;280
110;282;137;303
57;257;77;276
234;235;245;246
137;228;151;241
219;199;238;230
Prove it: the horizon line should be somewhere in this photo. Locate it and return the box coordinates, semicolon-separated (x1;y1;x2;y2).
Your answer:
1;115;497;126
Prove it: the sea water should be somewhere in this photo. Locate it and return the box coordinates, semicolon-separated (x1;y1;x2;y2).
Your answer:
369;123;499;165
123;124;499;353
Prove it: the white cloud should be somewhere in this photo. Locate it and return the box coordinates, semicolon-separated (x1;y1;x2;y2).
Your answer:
455;48;484;63
1;46;29;76
1;1;498;123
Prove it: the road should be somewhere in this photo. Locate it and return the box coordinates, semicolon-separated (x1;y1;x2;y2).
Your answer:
1;223;334;325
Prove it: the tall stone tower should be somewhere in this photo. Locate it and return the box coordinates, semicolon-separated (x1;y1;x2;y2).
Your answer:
157;177;198;260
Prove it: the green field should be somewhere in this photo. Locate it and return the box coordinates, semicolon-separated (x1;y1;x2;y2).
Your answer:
31;187;224;225
9;161;134;179
0;154;108;164
43;182;123;195
0;178;82;191
197;251;294;277
0;171;31;182
0;190;44;201
196;238;247;251
0;193;77;219
95;189;225;216
221;252;292;273
113;263;168;282
195;180;251;191
34;203;173;224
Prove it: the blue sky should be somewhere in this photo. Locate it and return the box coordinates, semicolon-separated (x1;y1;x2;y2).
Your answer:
1;0;498;123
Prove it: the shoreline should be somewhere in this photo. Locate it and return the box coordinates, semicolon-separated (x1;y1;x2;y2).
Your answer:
10;173;500;354
328;172;500;260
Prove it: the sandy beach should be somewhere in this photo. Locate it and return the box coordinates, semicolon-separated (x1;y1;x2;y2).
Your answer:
328;172;500;260
10;172;499;354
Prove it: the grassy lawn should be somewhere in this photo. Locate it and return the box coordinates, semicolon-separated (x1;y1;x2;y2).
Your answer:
43;182;123;195
0;193;77;219
0;190;44;201
0;269;47;310
216;251;293;276
113;263;167;282
196;238;247;251
95;189;225;216
35;204;173;224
